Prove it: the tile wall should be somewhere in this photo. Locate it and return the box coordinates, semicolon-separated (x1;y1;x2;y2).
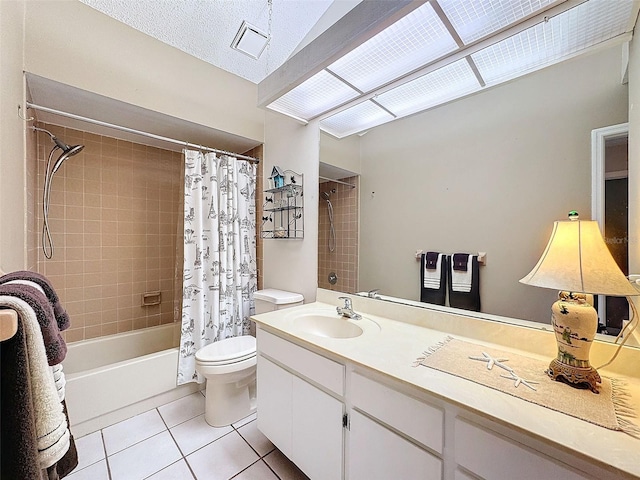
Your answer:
35;124;182;342
317;176;359;293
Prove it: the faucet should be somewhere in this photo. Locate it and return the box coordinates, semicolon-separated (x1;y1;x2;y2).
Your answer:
367;289;381;299
337;296;361;320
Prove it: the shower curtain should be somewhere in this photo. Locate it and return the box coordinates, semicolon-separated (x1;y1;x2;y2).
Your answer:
178;149;257;385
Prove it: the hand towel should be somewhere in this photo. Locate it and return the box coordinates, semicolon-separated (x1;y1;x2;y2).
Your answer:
1;308;42;480
451;254;473;292
0;284;67;365
420;253;447;306
447;254;481;312
0;295;70;469
423;252;443;289
0;271;70;331
52;364;66;402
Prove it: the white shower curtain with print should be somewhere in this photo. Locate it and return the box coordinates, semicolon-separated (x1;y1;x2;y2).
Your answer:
178;149;257;385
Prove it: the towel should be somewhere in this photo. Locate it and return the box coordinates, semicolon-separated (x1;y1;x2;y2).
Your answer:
422;252;443;289
448;254;481;312
420;253;447;306
0;284;67;365
52;364;66;402
1;308;41;480
46;400;78;479
451;254;473;292
0;271;70;331
0;295;70;469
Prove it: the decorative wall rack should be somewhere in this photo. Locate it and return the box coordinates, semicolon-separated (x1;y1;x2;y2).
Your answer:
261;167;304;239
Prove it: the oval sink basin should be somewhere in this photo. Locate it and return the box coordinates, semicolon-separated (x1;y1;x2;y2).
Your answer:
294;314;363;339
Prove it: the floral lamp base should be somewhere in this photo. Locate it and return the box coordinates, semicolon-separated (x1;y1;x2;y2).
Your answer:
548;291;601;394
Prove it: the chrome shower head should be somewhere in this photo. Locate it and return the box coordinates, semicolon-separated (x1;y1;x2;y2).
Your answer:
33;126;85;174
51;144;84;174
321;191;331;200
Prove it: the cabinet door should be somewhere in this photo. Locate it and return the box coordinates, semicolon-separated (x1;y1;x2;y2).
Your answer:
257;355;293;458
349;410;442;480
292;376;344;480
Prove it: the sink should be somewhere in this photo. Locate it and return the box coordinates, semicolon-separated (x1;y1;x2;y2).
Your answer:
293;314;363;338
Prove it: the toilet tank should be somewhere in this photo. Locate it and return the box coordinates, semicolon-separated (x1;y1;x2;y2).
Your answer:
254;289;304;314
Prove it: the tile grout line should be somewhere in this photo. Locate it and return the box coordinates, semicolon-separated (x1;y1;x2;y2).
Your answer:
100;429;113;480
157;406;199;480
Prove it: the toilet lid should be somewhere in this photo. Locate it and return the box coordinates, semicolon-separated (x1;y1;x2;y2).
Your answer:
196;336;256;364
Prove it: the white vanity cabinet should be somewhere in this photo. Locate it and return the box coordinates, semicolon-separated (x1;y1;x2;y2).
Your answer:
256;325;615;480
256;328;345;480
348;371;444;480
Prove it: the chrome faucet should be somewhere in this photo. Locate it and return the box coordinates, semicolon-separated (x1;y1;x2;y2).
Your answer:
337;296;361;320
367;289;381;299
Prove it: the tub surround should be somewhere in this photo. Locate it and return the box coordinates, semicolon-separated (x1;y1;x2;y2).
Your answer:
252;289;640;479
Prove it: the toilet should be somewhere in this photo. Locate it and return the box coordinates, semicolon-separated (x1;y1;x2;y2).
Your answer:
195;289;303;427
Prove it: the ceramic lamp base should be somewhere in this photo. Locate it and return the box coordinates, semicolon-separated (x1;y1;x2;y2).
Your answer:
549;292;601;394
547;358;601;394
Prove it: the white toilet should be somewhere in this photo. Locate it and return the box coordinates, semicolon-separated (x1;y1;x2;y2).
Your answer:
195;289;303;427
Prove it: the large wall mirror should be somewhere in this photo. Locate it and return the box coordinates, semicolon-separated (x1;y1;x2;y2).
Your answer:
319;45;638;347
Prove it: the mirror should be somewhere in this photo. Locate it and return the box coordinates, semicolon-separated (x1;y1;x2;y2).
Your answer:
319;45;639;347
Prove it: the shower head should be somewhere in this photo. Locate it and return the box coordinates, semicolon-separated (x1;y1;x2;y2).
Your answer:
33;126;85;173
51;144;85;174
321;189;337;200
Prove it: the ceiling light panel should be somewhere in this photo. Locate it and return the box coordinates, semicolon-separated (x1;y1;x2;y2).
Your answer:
376;58;481;118
471;0;635;86
327;2;459;93
320;101;395;138
266;70;359;120
438;0;554;45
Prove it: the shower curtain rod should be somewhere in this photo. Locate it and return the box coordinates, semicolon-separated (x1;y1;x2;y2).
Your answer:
319;176;356;188
25;102;260;163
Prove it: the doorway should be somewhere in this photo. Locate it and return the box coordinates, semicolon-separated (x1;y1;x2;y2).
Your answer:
592;123;629;335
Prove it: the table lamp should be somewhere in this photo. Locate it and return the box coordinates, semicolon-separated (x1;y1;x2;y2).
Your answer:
520;211;637;393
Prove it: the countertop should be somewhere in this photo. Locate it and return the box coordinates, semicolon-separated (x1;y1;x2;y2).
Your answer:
251;290;640;479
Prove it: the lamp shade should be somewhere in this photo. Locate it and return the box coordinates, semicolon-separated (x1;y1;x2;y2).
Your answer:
520;218;637;296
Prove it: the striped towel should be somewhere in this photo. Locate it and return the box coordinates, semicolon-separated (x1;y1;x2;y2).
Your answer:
423;252;444;290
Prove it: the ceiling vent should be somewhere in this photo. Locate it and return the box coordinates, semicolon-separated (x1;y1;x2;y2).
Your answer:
231;21;269;59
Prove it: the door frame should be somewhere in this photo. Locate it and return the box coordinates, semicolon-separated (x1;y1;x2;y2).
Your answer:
591;122;629;326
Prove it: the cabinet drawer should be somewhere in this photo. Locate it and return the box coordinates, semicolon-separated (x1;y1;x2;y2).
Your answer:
454;418;592;480
257;328;345;395
351;372;444;454
349;410;442;480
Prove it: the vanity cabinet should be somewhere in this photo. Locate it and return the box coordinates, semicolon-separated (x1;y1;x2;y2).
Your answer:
256;328;344;480
348;371;443;480
257;327;605;480
453;418;592;480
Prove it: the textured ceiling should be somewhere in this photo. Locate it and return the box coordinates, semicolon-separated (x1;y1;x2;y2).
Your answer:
79;0;335;84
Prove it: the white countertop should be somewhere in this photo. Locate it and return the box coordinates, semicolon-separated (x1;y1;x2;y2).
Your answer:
251;291;640;479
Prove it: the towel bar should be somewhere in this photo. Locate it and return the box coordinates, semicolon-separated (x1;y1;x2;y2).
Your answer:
0;309;18;341
415;250;486;266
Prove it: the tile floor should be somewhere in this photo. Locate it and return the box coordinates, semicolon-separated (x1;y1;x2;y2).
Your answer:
66;391;310;480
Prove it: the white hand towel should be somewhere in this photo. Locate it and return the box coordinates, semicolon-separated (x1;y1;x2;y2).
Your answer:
451;254;473;293
423;253;443;289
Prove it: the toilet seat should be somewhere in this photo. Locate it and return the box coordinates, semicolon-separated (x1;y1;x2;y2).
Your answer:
196;335;256;366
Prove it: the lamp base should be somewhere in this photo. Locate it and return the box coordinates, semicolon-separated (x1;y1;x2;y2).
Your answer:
547;358;601;394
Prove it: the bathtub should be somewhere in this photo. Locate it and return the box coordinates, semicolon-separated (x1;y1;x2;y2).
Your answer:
63;323;201;436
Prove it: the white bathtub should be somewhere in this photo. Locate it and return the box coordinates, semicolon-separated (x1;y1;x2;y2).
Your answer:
63;324;201;436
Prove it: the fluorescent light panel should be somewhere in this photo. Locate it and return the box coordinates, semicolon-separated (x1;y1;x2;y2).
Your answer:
320;101;394;138
328;2;459;93
471;0;635;86
267;70;359;119
438;0;554;45
376;58;481;118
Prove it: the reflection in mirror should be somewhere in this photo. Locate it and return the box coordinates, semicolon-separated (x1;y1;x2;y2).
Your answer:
319;46;638;348
317;164;359;294
592;124;629;337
